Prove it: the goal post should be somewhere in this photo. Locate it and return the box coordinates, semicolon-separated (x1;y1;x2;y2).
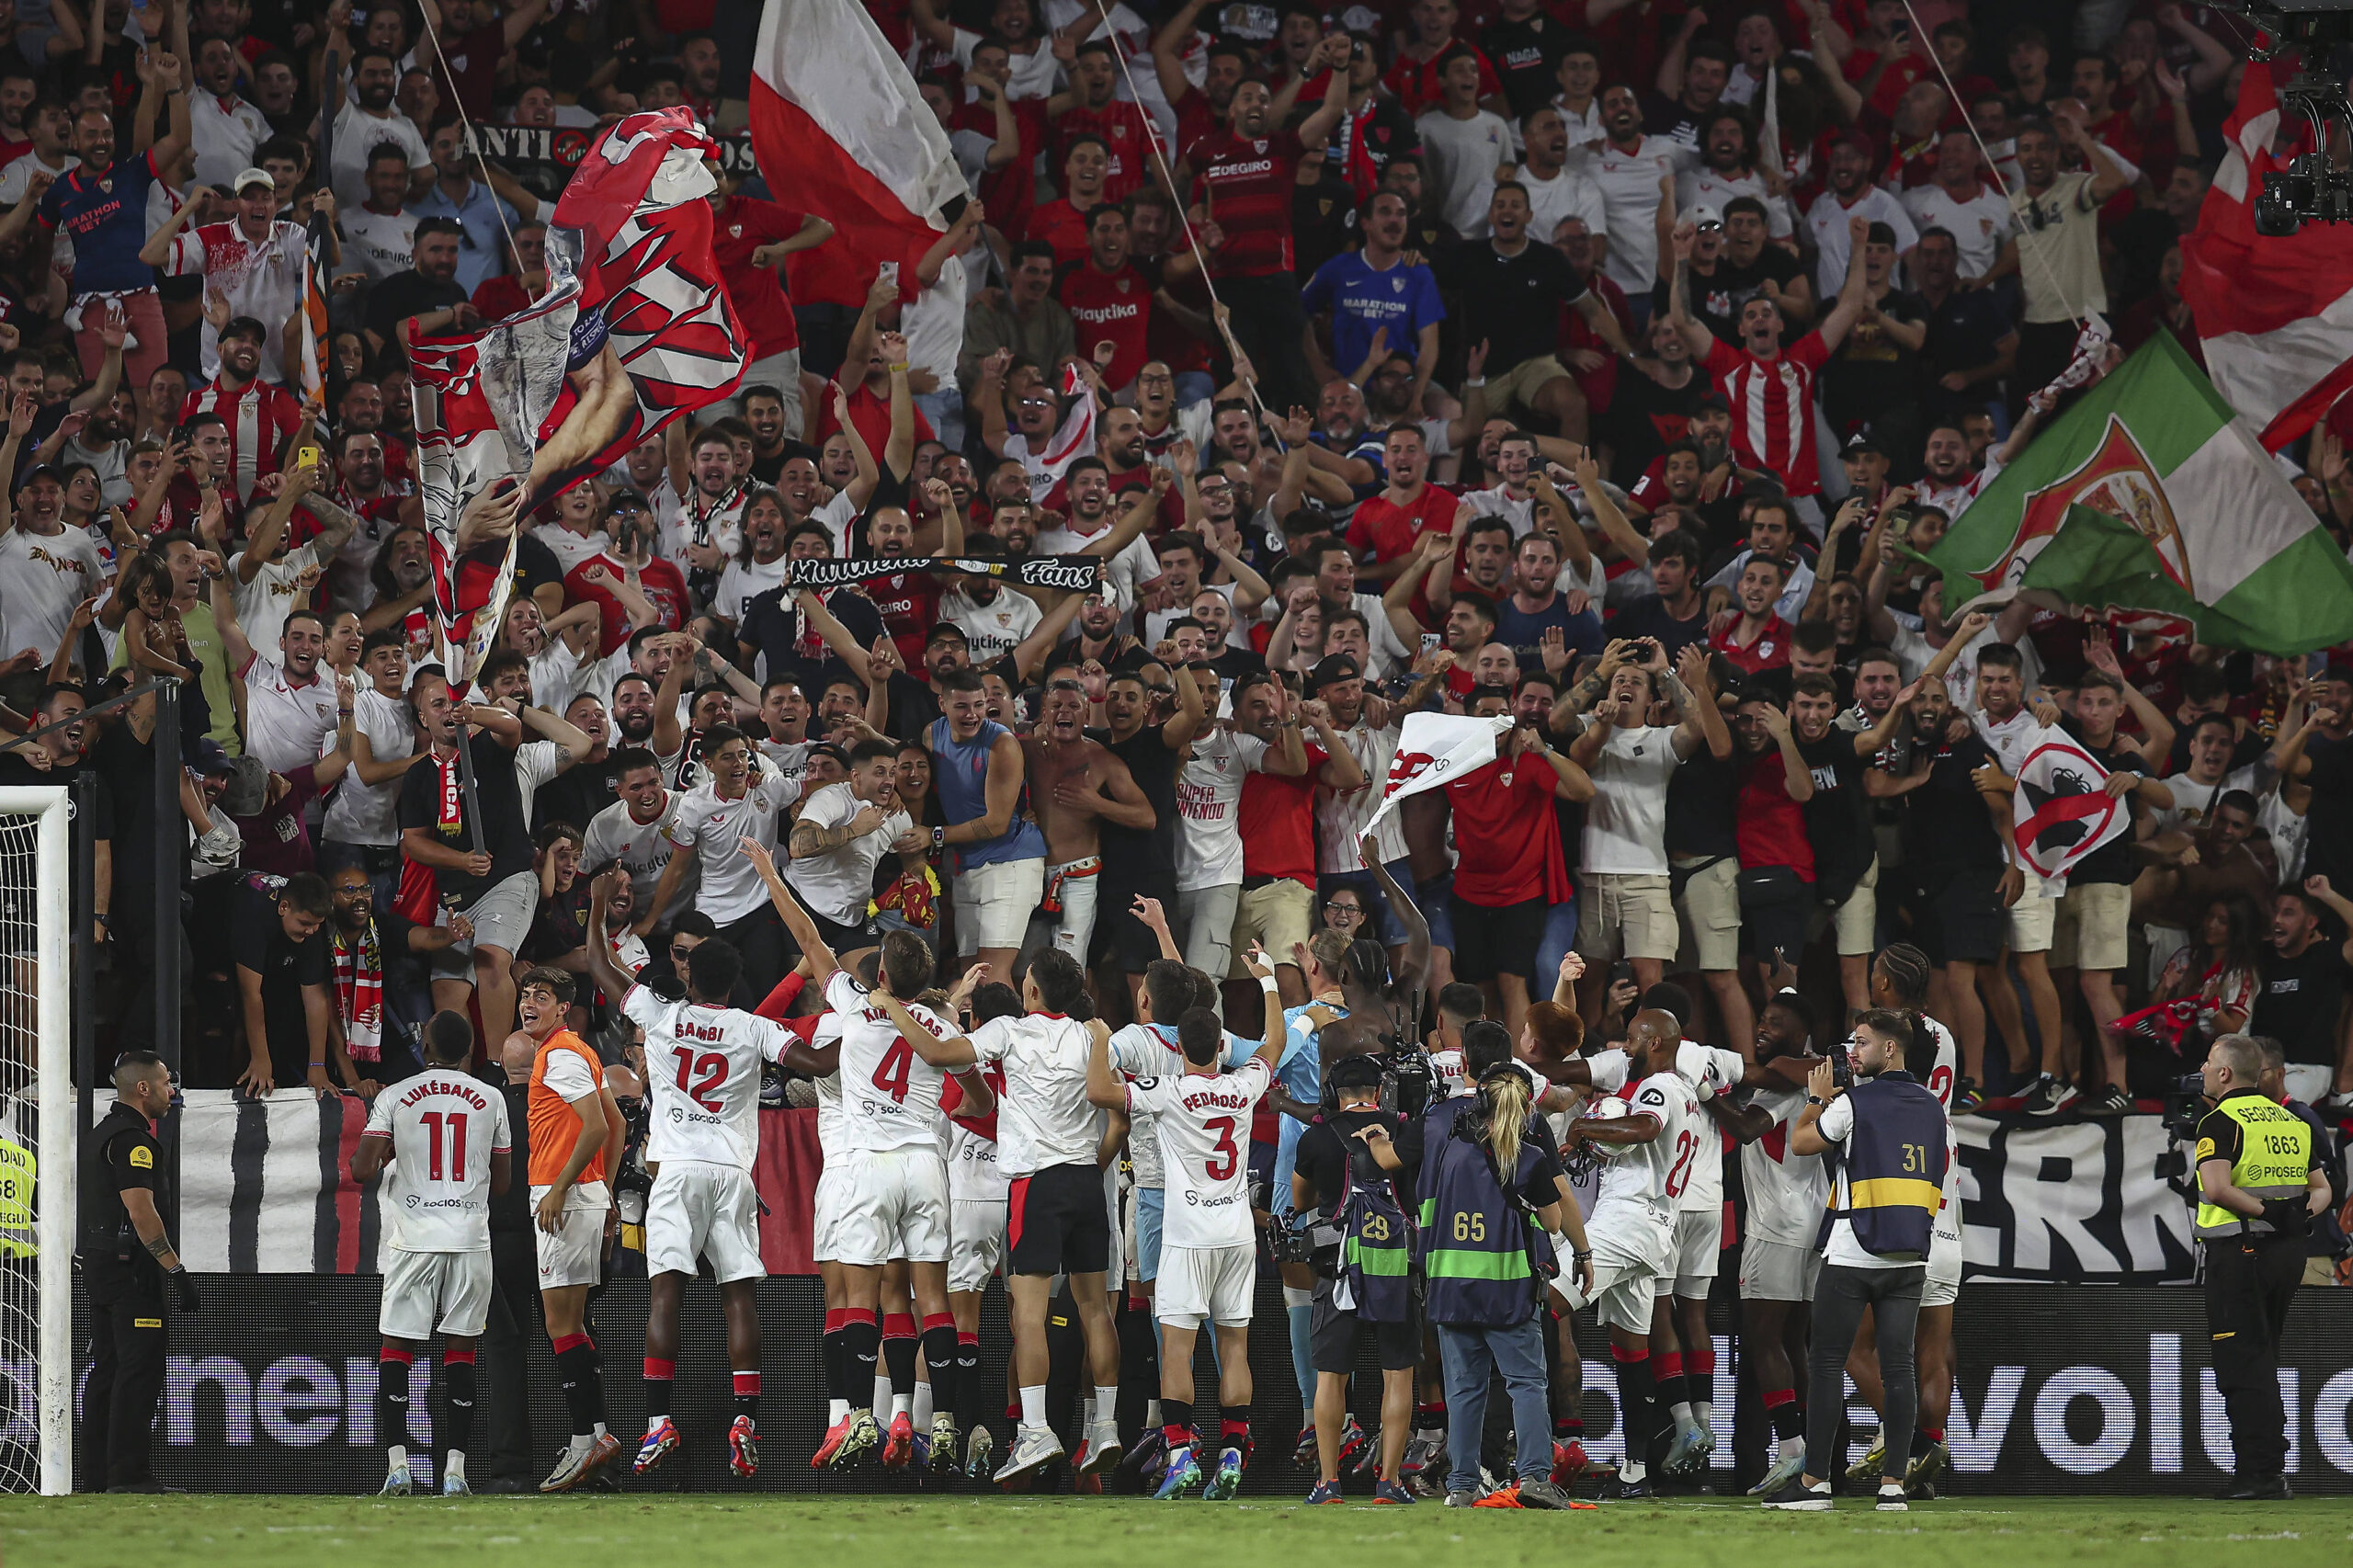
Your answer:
0;786;74;1495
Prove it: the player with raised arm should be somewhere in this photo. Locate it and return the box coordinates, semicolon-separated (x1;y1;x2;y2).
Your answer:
1551;1009;1700;1497
863;945;1124;1486
741;836;995;1471
353;1010;513;1496
582;877;792;1481
1088;944;1287;1501
514;966;626;1492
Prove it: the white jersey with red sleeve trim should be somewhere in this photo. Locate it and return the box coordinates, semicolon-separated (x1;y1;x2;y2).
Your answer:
362;1066;511;1253
1127;1058;1271;1249
940;1060;1009;1199
1590;1069;1699;1239
623;983;790;1170
1670;1040;1748;1213
827;971;956;1153
1738;1081;1830;1246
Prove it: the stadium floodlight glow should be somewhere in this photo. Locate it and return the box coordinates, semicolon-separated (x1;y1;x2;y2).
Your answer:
2211;0;2353;233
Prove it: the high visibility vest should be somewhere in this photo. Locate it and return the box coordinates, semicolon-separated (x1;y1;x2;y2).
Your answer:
2194;1091;2313;1240
1416;1097;1552;1327
0;1136;33;1259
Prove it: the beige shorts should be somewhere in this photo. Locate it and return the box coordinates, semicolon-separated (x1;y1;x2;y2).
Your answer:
1579;872;1678;963
954;857;1046;952
1229;879;1314;976
2052;881;2131;972
1486;353;1574;416
1674;856;1741;973
1834;858;1879;957
2007;867;2057;953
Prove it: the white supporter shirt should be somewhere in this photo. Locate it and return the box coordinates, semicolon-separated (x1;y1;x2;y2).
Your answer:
1679;164;1792;237
230;542;328;663
942;585;1041;664
785;780;912;926
322;685;413;847
1574;135;1686;296
584;792;695;903
189;91;271;190
1580;723;1683;876
967;1012;1102;1177
1316;718;1403;870
825;971;956;1153
0;153;74;206
1129;1058;1272;1248
1738;1080;1829;1246
164;219;309;384
1915;453;2004;524
714;555;791;629
1900;182;2013;280
363;1067;511;1253
0;524;101;661
532;524;611;577
1415;108;1513;237
1037;519;1157;616
1520;164;1610;248
622;983;790;1170
666;775;798;924
330;102;434;210
339;203;418;283
1172;727;1267;892
243;653;341;775
1804;187;1919;301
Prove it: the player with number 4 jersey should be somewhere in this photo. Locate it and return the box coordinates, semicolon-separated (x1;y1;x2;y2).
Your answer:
742;837;995;1474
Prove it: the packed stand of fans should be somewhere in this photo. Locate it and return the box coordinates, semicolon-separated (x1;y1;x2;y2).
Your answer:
0;0;2346;1139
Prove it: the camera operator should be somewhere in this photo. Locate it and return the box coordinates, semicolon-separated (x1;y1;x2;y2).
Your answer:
1417;1021;1590;1510
1768;1010;1949;1513
1290;1052;1425;1504
2195;1032;2330;1501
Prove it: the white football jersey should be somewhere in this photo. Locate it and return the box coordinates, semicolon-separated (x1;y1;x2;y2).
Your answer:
623;984;790;1170
1738;1080;1831;1247
1670;1040;1748;1213
811;1014;846;1158
1128;1058;1271;1249
363;1067;511;1253
1590;1068;1699;1240
943;1061;1008;1200
827;971;956;1153
968;1012;1104;1178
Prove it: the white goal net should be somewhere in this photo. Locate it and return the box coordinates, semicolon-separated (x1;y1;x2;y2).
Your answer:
0;790;74;1494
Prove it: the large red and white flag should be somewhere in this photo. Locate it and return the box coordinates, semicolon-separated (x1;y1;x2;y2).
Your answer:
1360;713;1513;846
2179;62;2353;451
749;0;967;310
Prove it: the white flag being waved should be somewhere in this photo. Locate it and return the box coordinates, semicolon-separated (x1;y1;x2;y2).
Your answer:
1359;713;1514;847
2010;726;2132;882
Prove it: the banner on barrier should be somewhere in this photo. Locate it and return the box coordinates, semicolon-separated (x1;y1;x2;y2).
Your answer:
158;1092;2212;1283
67;1278;2353;1494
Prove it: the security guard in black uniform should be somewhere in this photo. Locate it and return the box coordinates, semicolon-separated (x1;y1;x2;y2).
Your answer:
2194;1032;2325;1502
79;1051;200;1493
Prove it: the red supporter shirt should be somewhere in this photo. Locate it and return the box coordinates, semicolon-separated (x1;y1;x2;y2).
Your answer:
1056;262;1154;390
1736;750;1815;880
1708;609;1793;676
860;564;942;665
181;378;302;506
710;194;810;358
1237;745;1325;886
810;380;934;462
564;553;689;651
1445;755;1572;906
958;96;1051;238
1382;46;1502;117
1348;484;1461;624
1025;199;1100;271
1057;100;1156;204
1188;130;1304;278
1704;334;1833;496
429;20;506;120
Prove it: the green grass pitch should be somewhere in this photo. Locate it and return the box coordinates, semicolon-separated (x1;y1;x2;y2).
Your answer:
5;1494;2348;1567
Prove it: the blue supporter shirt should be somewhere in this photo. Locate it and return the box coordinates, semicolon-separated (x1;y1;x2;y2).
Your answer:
1299;250;1444;380
1495;590;1603;665
40;152;159;295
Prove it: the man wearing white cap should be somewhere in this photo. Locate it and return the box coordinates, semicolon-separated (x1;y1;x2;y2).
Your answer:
141;167;311;386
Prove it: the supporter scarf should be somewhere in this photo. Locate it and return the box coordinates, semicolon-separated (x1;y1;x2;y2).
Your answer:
434;744;464;832
332;919;386;1064
786;554;1102;593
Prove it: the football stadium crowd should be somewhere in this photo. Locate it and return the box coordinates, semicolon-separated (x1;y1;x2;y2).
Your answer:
40;0;2353;1512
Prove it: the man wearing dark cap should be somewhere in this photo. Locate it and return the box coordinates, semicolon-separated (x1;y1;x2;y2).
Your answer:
176;311;303;506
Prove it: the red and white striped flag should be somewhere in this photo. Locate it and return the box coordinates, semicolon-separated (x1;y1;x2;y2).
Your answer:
2179;62;2353;451
748;0;967;310
1360;713;1513;846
